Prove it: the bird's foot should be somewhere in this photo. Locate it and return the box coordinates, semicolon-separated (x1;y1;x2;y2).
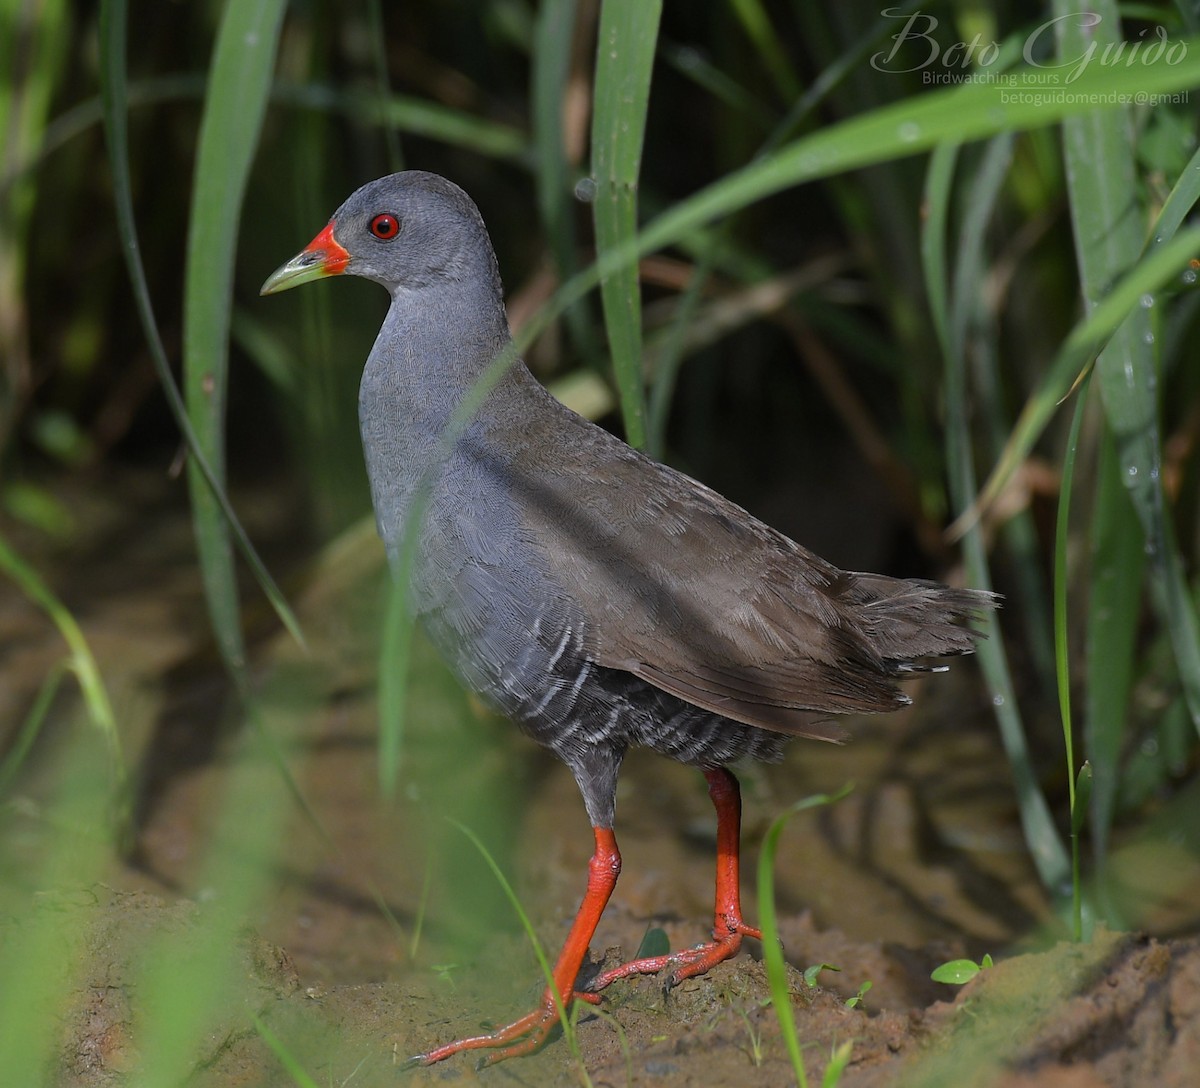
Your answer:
582;918;761;993
404;988;599;1069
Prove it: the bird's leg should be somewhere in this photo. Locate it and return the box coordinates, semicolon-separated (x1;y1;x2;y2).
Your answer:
582;766;760;992
702;765;764;949
407;826;621;1068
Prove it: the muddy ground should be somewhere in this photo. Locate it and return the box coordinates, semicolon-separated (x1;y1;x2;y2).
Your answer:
4;469;1200;1087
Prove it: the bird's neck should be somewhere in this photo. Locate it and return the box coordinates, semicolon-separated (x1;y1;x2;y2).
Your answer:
357;278;529;558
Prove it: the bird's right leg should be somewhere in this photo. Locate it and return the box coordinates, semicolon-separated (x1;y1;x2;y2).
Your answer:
406;826;621;1068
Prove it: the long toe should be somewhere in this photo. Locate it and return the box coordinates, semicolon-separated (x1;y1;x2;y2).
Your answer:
410;1001;571;1067
666;933;750;987
583;929;753;994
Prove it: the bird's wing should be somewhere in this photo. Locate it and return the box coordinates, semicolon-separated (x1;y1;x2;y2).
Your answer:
502;404;985;742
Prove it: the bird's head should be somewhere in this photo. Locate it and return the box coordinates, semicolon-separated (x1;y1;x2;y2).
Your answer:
260;170;498;297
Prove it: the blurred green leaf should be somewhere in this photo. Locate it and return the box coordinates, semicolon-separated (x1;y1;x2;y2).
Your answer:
275;83;530;162
1;480;74;537
728;0;800;102
28;410;93;465
591;0;661;450
0;534;125;792
183;0;290;677
98;0;304;659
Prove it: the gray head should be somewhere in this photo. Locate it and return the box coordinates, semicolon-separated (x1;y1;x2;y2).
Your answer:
260;170;502;297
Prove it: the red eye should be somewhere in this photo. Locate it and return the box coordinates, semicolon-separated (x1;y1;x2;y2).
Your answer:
370;213;401;240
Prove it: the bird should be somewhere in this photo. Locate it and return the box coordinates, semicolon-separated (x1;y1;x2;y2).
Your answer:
261;170;996;1067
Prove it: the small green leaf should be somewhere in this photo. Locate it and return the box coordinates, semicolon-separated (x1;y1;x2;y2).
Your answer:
931;959;983;985
803;962;840;987
846;979;872;1008
29;410;94;465
2;483;74;538
635;926;671;959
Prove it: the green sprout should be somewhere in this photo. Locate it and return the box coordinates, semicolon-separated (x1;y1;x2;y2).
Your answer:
931;953;994;985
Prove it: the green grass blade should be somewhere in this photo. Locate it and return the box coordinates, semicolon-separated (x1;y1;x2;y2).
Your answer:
183;0;289;676
922;137;1069;893
0;0;68;218
959;227;1200;533
920;142;959;358
952;135;1054;683
1054;1;1200;738
532;0;601;368
11;71;532;193
131;724;292;1087
378;570;416;799
0;660;66;799
252;1013;322;1088
0;0;67;449
590;0;662;449
365;0;403;172
659;40;773;129
1085;433;1145;867
0;534;124;784
533;0;578;256
97;0;304;653
273;82;530;162
448;819;589;1078
1055;370;1092;940
515;44;1200;367
3;75;205;188
727;0;800;102
0;730;119;1086
645;246;715;459
366;91;530;161
758;784;853;1088
950;446;1070;889
771;0;930;153
1146;141;1200;249
1152;532;1200;739
823;1039;855;1088
631;46;1200;268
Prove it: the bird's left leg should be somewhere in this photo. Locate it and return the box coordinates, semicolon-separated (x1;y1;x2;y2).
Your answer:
406;825;620;1067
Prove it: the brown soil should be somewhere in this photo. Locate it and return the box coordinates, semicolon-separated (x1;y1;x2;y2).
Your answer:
5;470;1200;1087
29;888;1200;1088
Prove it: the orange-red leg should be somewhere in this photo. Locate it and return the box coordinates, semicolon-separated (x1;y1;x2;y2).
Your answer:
583;767;760;992
407;826;621;1068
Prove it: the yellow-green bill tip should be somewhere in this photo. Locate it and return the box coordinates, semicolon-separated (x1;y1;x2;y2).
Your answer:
260;222;349;295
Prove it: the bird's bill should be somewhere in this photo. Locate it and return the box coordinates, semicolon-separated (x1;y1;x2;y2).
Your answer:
259;222;350;295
